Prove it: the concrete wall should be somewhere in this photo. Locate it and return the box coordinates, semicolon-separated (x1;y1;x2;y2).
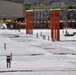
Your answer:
0;1;24;19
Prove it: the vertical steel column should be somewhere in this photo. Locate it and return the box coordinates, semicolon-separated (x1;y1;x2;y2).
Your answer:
55;10;57;40
50;9;60;41
50;9;56;41
50;9;54;41
53;10;56;40
56;9;60;41
26;10;34;34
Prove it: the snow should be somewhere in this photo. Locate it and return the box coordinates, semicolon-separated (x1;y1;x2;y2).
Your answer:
0;29;76;75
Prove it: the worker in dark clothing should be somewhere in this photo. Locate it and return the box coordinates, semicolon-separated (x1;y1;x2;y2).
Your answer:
18;21;21;32
6;56;11;68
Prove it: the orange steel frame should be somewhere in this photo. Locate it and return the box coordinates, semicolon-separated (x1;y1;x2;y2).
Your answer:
50;9;60;41
26;10;33;34
26;9;60;41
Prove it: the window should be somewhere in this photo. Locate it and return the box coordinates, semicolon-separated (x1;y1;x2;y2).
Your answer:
59;4;61;6
53;4;55;6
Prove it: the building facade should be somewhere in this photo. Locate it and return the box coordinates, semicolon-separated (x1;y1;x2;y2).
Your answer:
24;0;76;5
24;0;51;5
51;2;65;8
0;0;24;19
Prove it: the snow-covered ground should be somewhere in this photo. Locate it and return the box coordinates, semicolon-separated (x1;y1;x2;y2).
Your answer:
0;29;76;75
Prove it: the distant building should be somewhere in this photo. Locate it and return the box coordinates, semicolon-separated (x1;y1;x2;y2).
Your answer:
51;2;65;8
24;0;51;5
0;0;24;19
24;0;76;5
4;0;76;5
5;0;24;4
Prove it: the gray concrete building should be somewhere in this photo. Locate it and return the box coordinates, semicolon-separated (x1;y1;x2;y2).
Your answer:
4;0;76;5
51;1;65;8
23;0;76;5
0;0;24;19
24;0;51;5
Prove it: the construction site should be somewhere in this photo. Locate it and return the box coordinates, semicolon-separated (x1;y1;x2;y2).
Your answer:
0;0;76;75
